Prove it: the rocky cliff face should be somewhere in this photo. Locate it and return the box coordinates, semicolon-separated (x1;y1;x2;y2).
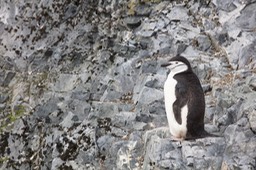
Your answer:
0;0;256;169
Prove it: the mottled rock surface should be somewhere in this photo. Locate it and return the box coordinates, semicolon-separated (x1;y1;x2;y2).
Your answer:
0;0;256;169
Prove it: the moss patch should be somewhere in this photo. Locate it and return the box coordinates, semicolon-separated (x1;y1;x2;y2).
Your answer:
0;156;9;164
0;105;27;133
13;105;26;117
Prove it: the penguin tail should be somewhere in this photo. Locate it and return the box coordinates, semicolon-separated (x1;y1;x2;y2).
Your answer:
185;130;222;140
202;130;222;138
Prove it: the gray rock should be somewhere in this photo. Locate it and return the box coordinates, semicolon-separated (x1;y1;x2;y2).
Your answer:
53;74;79;92
180;45;200;58
237;3;256;30
71;91;90;101
133;73;165;106
196;35;212;51
217;32;230;46
141;60;158;74
248;76;256;91
205;124;219;133
238;92;256;120
214;92;234;124
29;53;51;73
66;99;92;121
51;158;64;170
0;21;4;35
0;71;4;86
97;134;116;155
182;137;225;169
63;3;79;20
237;155;256;170
151;1;169;15
60;111;76;128
11;118;26;135
136;21;156;37
135;86;163;105
116;140;142;170
176;43;188;55
0;56;15;70
135;3;152;16
143;127;171;145
145;74;165;89
238;40;256;69
202;84;212;93
123;17;141;29
72;148;98;167
167;6;188;21
216;0;237;12
34;97;60;119
151;34;173;55
0;94;9;103
0;103;6;110
113;111;136;127
88;102;119;120
143;135;181;169
193;63;212;80
2;71;15;87
248;110;256;132
148;100;165;115
216;98;244;126
7;135;25;161
223;121;256;169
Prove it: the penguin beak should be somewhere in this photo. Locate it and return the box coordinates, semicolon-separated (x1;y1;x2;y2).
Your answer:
161;63;172;67
161;62;172;67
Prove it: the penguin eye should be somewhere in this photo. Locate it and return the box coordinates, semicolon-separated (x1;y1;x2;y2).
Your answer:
175;62;178;64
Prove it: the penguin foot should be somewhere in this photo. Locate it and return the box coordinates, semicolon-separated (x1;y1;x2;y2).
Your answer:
170;136;184;141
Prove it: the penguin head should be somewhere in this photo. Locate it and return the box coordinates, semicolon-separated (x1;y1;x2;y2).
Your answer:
161;56;192;74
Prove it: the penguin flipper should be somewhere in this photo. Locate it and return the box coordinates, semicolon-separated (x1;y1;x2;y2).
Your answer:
173;82;189;125
176;82;188;95
173;100;182;124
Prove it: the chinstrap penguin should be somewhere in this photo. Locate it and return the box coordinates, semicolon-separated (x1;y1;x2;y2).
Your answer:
161;56;214;140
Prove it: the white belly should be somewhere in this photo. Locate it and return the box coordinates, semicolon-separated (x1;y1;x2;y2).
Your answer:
164;73;188;138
